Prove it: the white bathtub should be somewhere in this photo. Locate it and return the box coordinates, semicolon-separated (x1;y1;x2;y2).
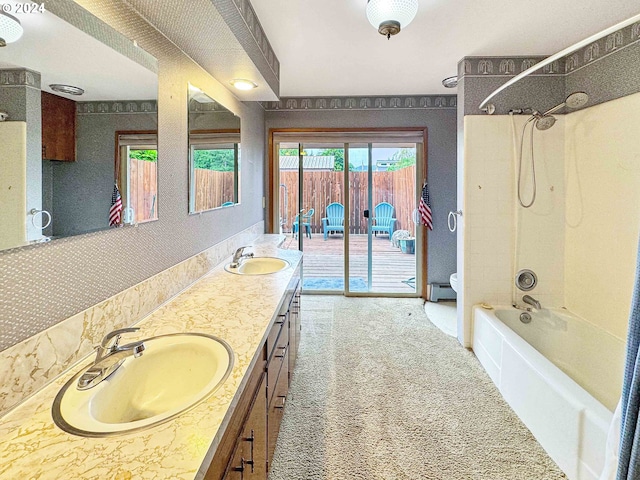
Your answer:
472;305;625;480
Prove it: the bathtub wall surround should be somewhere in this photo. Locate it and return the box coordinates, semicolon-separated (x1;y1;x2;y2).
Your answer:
473;305;620;480
459;92;640;348
0;0;267;353
564;93;640;340
0;221;265;418
460;115;565;344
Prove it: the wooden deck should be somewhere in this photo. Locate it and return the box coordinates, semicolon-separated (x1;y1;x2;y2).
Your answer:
280;232;417;293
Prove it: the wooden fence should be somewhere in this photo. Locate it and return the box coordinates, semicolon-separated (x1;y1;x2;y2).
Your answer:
194;169;235;211
129;159;157;223
280;165;416;235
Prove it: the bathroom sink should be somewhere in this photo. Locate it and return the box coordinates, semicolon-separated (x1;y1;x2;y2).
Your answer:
52;333;233;437
224;257;290;275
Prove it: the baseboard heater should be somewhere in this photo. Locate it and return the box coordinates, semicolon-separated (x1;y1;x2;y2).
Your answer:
430;283;456;302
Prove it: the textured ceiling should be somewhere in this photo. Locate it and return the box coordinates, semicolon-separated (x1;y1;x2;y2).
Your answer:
250;0;640;96
123;0;279;101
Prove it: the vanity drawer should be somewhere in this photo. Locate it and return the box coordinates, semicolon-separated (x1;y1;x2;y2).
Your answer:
266;314;286;360
267;326;288;405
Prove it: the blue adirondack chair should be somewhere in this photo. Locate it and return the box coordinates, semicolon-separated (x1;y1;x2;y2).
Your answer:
322;203;345;240
371;202;396;241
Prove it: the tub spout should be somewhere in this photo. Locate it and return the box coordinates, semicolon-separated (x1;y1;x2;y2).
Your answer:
522;295;542;310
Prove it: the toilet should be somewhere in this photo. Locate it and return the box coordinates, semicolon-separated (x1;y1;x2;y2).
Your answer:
450;273;458;293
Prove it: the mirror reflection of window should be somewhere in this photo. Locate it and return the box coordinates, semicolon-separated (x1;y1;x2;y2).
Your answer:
116;132;158;225
189;132;240;212
188;85;241;213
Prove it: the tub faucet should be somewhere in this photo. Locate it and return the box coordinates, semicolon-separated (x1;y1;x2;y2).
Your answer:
77;328;145;390
522;295;542;310
230;245;254;268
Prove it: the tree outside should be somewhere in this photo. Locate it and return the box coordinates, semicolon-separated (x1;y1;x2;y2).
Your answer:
387;148;416;171
129;149;157;162
193;149;235;172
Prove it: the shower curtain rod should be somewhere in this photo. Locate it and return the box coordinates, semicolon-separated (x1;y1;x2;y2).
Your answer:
478;12;640;112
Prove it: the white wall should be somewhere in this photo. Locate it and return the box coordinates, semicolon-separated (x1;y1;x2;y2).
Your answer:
564;92;640;341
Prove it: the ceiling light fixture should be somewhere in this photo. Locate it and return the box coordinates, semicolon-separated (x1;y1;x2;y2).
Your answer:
49;84;85;96
442;76;458;88
0;12;24;47
366;0;418;40
230;79;258;91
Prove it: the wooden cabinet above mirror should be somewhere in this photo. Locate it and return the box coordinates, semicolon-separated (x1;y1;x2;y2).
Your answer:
41;91;76;162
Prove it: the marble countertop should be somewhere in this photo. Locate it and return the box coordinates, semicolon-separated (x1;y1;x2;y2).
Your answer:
0;236;302;480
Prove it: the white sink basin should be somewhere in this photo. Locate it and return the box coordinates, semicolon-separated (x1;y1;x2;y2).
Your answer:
52;333;233;437
225;257;290;275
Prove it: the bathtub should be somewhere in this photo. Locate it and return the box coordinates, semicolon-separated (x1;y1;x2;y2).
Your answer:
472;305;625;480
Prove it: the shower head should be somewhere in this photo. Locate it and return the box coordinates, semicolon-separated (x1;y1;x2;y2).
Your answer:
535;115;556;131
542;91;589;116
565;91;589;108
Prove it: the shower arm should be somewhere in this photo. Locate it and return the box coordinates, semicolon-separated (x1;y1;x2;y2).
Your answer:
541;102;565;117
478;12;640;112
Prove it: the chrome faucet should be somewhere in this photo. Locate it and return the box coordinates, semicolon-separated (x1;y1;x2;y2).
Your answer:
522;295;542;310
77;328;145;390
230;245;254;268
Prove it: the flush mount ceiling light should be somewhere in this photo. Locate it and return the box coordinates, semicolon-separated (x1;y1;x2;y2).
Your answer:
230;79;258;91
442;76;458;88
49;84;85;96
366;0;418;40
0;12;24;47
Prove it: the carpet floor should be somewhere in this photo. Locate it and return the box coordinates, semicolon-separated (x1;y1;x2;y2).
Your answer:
268;296;567;480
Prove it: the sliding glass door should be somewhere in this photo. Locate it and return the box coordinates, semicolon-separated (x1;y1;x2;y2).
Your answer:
273;130;424;297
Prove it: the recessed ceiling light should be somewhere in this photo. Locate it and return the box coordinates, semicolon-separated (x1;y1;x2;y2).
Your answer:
442;76;458;88
230;79;258;91
0;12;24;47
49;84;85;96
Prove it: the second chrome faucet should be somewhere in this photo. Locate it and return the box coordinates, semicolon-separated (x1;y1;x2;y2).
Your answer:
230;245;254;268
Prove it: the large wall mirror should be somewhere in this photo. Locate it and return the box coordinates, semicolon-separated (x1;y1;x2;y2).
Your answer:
188;85;240;213
0;1;158;252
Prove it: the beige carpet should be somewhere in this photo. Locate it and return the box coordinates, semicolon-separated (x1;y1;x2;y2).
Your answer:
269;296;567;480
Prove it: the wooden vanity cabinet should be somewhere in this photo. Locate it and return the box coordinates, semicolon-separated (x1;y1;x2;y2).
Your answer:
41;91;76;162
207;267;301;480
224;374;267;480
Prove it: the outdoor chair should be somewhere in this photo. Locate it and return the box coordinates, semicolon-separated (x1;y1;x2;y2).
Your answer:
221;201;234;207
293;208;315;238
371;202;396;241
322;203;345;240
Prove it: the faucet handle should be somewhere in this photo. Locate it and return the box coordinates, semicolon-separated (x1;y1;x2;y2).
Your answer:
100;327;140;350
236;245;252;254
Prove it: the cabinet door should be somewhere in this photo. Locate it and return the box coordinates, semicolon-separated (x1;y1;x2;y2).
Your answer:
288;289;301;381
223;443;246;480
267;350;289;467
41;91;76;162
242;374;267;480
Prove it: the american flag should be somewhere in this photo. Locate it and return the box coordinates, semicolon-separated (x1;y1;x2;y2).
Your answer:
419;183;433;230
109;184;123;226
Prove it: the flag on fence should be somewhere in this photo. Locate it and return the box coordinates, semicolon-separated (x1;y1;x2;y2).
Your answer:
109;183;123;226
419;183;433;230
